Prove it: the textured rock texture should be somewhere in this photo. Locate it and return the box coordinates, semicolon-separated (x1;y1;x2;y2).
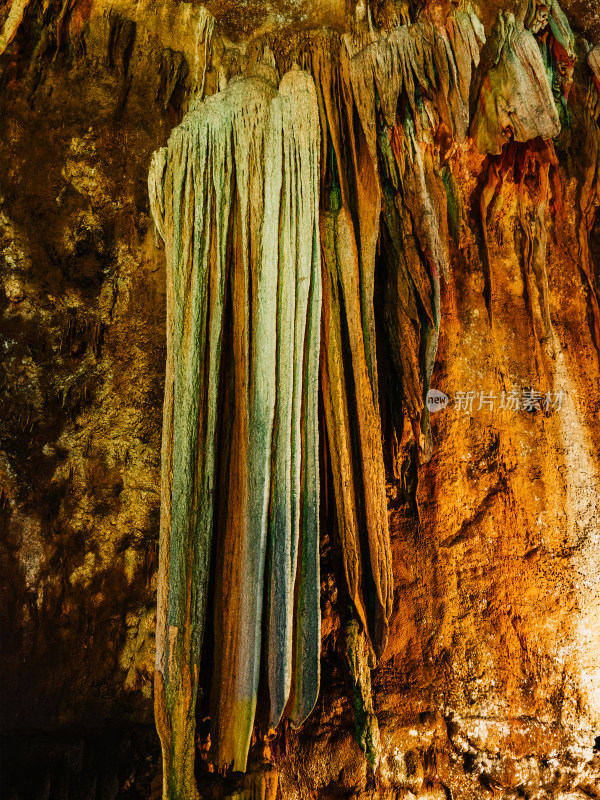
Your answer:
2;1;600;799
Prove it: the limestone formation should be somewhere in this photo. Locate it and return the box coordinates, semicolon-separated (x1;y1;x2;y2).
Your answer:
149;65;322;789
2;0;600;799
146;1;600;796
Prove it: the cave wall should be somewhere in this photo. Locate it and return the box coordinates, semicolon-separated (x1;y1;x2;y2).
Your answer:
2;1;600;798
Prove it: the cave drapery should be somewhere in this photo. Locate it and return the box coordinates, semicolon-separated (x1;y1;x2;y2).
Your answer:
147;0;600;797
149;66;322;794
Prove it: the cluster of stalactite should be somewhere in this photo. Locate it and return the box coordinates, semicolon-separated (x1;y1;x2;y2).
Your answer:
471;0;600;361
148;0;600;797
149;67;322;797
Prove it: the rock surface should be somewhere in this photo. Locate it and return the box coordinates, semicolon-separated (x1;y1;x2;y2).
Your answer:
1;1;600;799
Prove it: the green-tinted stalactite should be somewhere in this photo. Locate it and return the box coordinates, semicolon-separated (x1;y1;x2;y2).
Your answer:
150;67;322;793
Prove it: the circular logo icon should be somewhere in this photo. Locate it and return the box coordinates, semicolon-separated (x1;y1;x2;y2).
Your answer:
427;389;449;413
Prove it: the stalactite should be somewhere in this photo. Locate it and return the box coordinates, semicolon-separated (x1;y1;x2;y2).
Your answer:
275;7;482;755
320;201;392;658
305;1;482;657
473;1;574;345
471;12;560;157
149;75;236;797
266;68;322;734
308;32;393;660
194;7;214;102
150;63;321;794
378;118;447;461
348;6;476;459
207;74;281;775
320;212;371;641
3;0;600;794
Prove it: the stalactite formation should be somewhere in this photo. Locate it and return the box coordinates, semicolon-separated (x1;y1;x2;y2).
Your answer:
3;0;600;795
147;0;600;797
472;12;561;157
472;0;581;348
150;65;321;793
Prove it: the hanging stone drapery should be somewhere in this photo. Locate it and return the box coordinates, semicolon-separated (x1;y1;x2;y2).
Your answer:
149;65;321;795
147;8;486;789
471;12;560;156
